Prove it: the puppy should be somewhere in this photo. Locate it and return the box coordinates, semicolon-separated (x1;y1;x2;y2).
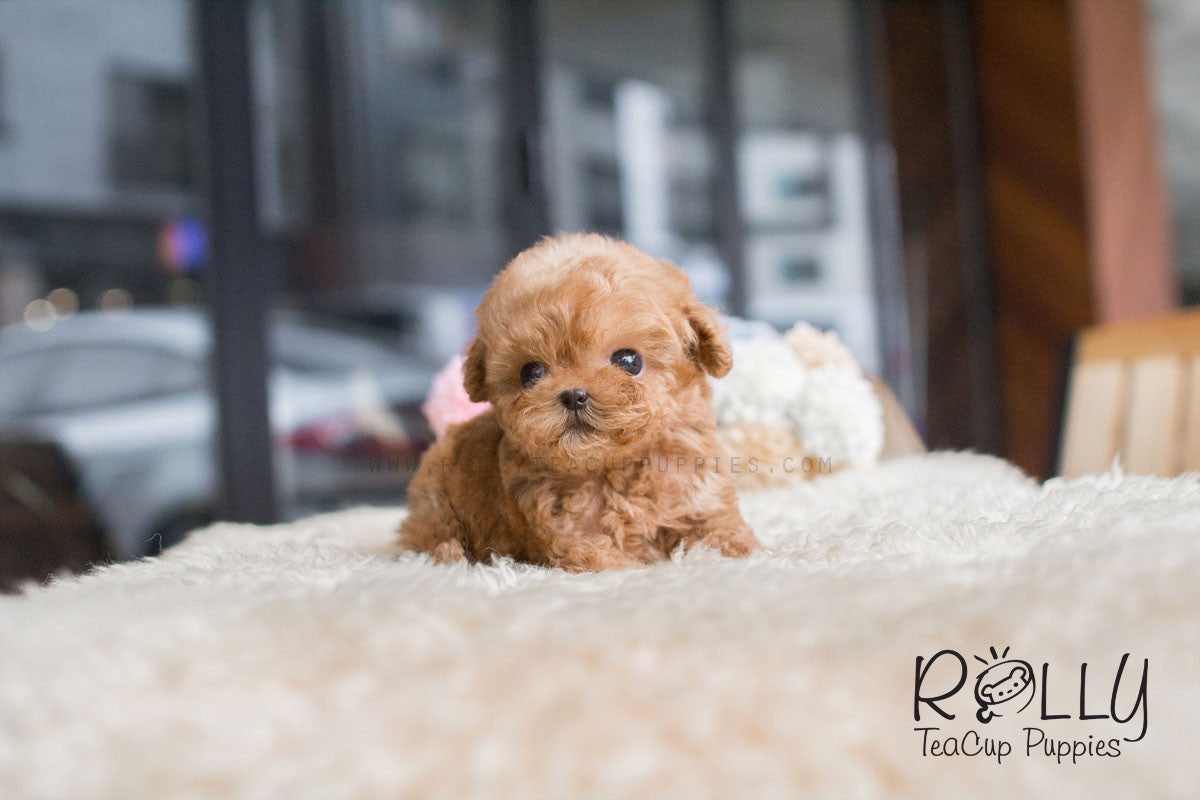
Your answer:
399;234;757;571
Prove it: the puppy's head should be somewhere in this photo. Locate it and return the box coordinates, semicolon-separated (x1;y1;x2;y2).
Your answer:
464;234;730;461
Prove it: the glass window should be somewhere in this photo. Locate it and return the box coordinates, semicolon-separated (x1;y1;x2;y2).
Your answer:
1149;0;1200;305
732;0;880;372
315;0;506;289
541;0;726;306
254;0;893;517
257;0;505;516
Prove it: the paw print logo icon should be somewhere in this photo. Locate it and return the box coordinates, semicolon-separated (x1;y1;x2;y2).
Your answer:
973;646;1036;723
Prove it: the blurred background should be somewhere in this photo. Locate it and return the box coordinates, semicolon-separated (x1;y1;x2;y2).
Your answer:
0;0;1194;586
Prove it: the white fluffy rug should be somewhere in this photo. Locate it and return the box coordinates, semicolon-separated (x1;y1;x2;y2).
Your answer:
2;453;1198;799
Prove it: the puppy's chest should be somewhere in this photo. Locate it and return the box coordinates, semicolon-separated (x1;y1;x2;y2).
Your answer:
543;460;678;528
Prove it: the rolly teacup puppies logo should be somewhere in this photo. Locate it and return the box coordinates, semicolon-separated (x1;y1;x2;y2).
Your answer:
913;647;1149;764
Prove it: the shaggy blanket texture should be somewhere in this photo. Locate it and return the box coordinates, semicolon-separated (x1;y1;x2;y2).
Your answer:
1;452;1198;799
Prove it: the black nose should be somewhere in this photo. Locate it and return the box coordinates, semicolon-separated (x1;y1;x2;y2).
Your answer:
559;388;589;411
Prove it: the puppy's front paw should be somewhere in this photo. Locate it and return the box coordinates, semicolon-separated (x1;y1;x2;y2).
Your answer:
698;527;758;558
549;546;641;573
430;539;467;564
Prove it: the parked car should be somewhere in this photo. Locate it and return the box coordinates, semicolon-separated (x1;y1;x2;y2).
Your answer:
0;308;436;558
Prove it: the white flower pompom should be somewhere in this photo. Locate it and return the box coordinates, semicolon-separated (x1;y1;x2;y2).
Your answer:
711;317;885;474
710;338;806;428
789;366;884;467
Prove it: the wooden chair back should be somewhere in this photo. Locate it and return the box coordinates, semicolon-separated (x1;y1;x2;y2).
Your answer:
1059;309;1200;477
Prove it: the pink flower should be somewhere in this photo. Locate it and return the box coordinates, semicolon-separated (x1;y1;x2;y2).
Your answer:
422;353;491;438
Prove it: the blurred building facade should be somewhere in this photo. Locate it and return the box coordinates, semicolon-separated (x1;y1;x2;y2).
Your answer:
0;0;197;324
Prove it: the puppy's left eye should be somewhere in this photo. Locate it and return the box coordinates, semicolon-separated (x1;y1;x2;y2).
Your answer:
610;349;643;376
520;361;547;388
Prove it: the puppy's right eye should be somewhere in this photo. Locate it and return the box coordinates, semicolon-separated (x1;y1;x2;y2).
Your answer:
520;361;546;388
610;349;643;376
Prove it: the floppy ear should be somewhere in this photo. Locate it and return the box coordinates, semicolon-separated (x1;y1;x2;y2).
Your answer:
463;337;489;402
684;300;732;378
